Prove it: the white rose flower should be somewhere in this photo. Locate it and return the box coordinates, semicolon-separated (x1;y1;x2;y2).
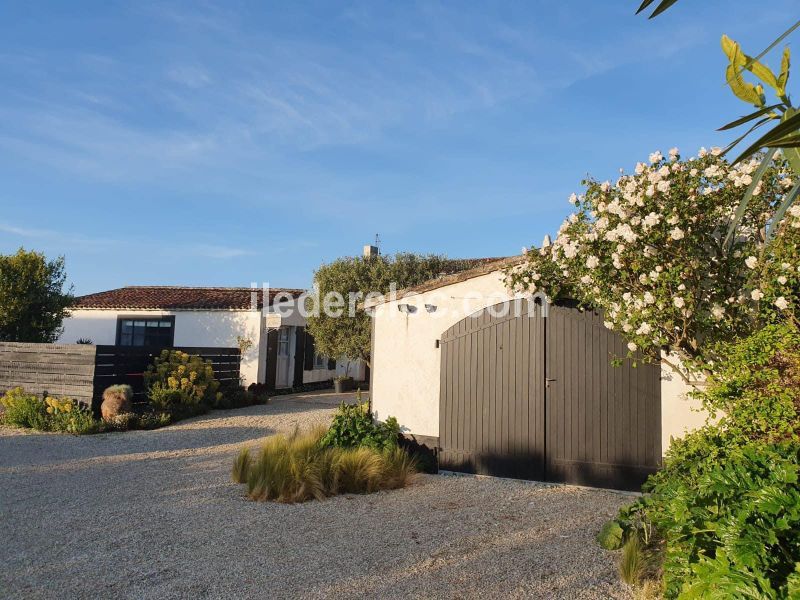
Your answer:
635;162;646;175
644;292;655;304
586;255;600;269
627;341;638;352
698;146;708;157
667;215;679;225
670;227;685;240
603;321;614;329
649;151;663;164
775;296;789;310
690;168;698;176
636;322;652;335
580;275;592;285
751;289;764;301
778;275;788;285
745;256;758;269
656;180;671;193
711;304;725;320
568;193;578;204
710;146;722;156
600;181;611;192
669;147;679;160
673;297;685;308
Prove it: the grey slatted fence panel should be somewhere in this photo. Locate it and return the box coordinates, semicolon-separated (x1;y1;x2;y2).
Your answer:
0;342;96;404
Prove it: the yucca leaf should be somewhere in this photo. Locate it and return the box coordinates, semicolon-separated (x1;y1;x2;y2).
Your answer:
767;180;800;241
648;0;679;18
765;134;800;148
635;0;657;15
721;117;773;155
725;153;773;248
742;53;780;95
731;111;800;164
723;37;766;107
718;104;782;131
778;47;791;95
744;20;800;74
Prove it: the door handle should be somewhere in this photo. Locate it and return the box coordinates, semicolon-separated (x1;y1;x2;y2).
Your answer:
545;378;556;387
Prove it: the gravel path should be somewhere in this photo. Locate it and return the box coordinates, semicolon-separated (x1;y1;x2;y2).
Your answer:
1;393;631;599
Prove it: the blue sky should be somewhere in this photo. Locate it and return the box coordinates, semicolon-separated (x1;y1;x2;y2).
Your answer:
0;1;795;294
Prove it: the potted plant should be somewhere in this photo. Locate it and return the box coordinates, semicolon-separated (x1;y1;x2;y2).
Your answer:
333;361;354;393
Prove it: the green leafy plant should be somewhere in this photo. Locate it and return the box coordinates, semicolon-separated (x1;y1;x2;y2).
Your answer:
144;350;221;417
319;401;400;451
609;324;800;598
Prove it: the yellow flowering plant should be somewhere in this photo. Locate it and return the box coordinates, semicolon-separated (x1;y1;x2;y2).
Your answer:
143;350;221;416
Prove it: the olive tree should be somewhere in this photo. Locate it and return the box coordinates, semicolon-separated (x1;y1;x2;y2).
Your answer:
306;253;475;367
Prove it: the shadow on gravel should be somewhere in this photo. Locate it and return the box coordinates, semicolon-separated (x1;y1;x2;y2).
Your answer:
0;424;278;470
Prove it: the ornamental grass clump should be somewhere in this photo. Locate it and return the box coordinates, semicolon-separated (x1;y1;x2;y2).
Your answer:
234;427;417;503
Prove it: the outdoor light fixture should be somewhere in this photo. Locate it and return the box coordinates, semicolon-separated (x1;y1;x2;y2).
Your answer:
424;304;437;313
397;303;417;314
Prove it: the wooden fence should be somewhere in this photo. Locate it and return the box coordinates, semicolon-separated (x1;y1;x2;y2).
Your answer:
0;342;96;404
0;343;241;409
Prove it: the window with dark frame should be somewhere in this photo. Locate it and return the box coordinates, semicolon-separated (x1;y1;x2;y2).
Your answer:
314;352;328;369
116;316;175;347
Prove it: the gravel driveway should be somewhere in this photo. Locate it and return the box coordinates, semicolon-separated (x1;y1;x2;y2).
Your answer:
1;392;631;599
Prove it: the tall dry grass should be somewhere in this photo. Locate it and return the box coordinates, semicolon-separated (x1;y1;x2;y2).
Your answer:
232;427;417;503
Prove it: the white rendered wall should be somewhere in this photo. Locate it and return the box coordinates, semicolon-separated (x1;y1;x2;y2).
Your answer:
59;309;264;385
370;270;516;438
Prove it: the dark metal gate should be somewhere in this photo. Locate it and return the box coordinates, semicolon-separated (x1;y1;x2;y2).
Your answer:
438;298;661;491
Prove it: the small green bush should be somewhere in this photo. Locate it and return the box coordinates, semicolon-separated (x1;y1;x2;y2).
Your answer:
320;401;400;451
214;384;268;410
236;428;417;503
596;519;624;551
144;349;221;416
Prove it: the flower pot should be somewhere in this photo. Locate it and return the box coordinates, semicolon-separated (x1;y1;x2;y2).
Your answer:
334;377;354;393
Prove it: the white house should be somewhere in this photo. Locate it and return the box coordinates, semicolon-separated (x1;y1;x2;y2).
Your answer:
60;286;365;389
365;257;707;491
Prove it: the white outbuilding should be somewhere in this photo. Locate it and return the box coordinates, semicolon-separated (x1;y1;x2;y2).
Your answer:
366;257;706;491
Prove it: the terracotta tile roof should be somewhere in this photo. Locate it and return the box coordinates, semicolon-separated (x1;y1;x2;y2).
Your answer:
74;286;305;310
363;256;524;308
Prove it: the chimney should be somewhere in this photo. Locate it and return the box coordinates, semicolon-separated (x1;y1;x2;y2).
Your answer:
363;245;379;258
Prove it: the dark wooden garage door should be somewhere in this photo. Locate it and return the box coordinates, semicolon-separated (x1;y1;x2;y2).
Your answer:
438;298;661;491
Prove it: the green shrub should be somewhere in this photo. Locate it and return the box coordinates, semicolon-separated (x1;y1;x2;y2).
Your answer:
237;427;417;503
319;401;400;451
597;519;624;551
214;384;268;410
144;350;221;417
612;324;800;598
0;387;103;434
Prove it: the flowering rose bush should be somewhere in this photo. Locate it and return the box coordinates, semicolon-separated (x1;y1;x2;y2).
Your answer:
506;147;800;373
